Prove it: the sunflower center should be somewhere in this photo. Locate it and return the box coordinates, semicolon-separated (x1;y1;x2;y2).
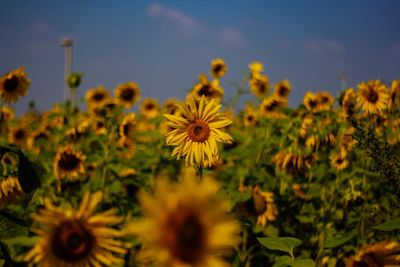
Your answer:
247;115;254;121
14;129;25;140
366;88;379;103
213;64;223;74
34;132;48;141
278;86;288;97
187;120;210;142
256;81;267;93
145;103;155;110
58;152;80;171
164;211;206;264
51;220;95;262
4;76;19;93
308;99;318;108
92;93;105;102
123;124;131;136
336;158;343;165
265;101;278;111
198;85;213;96
120;88;135;101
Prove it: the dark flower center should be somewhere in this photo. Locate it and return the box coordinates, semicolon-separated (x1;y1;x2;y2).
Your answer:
92;93;105;102
164;211;206;264
14;129;25;140
4;76;19;93
34;132;48;142
51;220;95;262
212;64;223;75
308;99;318;108
198;85;213;96
145;103;155;110
366;88;379;103
120;88;135;101
256;80;267;93
336;158;343;165
58;152;80;171
187;120;210;142
278;86;289;97
265;100;278;111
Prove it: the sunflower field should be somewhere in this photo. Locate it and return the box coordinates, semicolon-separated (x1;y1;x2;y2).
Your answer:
0;60;400;267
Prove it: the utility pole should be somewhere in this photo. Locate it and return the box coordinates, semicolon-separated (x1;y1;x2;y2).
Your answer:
60;37;73;102
337;71;347;92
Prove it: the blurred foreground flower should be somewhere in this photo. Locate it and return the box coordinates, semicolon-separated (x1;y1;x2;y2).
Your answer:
0;66;30;104
163;95;233;167
24;191;126;266
0;176;24;207
210;58;227;78
125;176;240;267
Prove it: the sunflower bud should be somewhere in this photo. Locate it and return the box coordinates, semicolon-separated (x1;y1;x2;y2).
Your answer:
66;73;83;89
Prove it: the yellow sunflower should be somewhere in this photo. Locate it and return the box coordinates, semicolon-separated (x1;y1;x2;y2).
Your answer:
316;91;334;111
27;129;50;154
210;58;227;78
0;176;25;207
163;95;233;167
249;73;269;97
24;191;127;267
345;240;400;267
259;96;287;118
8;125;29;149
117;136;136;159
162;98;182;116
356;80;388;114
274;151;315;174
303;92;321;113
388;80;400;112
85;86;110;108
190;74;224;102
54;145;86;192
140;99;160;119
248;62;263;75
0;67;30;104
342;88;357;116
124;176;240;267
330;152;349;171
273;79;291;100
244;105;258;127
0;106;14;130
119;113;136;138
114;81;141;108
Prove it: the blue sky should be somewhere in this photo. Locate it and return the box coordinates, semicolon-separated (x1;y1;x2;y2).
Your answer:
1;0;400;115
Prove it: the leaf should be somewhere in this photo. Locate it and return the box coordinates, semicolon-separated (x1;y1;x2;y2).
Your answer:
291;259;315;267
323;229;357;248
273;255;292;267
17;150;41;194
372;218;400;231
258;237;302;255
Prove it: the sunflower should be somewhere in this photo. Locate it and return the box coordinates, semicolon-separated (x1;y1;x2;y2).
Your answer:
249;73;269;97
273;80;291;100
162;98;182;116
356;80;388;114
27;129;50;154
345;241;400;267
248;62;263;75
117;136;136;159
303;92;321;113
0;176;25;207
54;145;86;192
163;95;233;167
190;74;224;102
274;151;314;174
85;86;110;108
114;81;140;108
210;58;227;78
24;191;127;267
8;125;29;149
244;105;258;127
100;98;120;117
374;114;388;133
259;96;286;118
124;176;240;267
0;106;14;130
0;67;30;104
119;113;136;138
388;80;400;112
342;88;357;116
316;92;334;111
140;99;160;119
330;153;349;171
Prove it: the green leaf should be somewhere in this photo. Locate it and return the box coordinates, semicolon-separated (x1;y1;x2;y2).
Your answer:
323;229;357;248
17;150;41;194
372;218;400;231
273;255;292;267
291;259;315;267
258;237;302;255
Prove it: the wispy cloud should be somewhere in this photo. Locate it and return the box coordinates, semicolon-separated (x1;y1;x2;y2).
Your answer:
219;28;247;47
393;44;400;55
147;3;203;37
303;39;344;54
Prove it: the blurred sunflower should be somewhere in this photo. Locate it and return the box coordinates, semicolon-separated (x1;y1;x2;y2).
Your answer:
140;99;160;119
114;81;140;108
0;66;30;104
162;98;182;116
374;114;389;133
0;106;14;130
356;80;388;114
8;125;29;149
163;95;233;167
119;113;136;138
210;58;227;78
388;80;400;112
249;73;269;97
0;176;25;207
100;98;120;117
190;74;224;102
316;92;334;110
345;241;400;267
244;105;258;127
330;152;349;171
85;86;110;108
24;191;127;267
259;96;286;118
274;151;314;174
273;80;291;100
27;129;50;154
54;145;86;192
342;88;357;116
248;62;263;75
117;136;136;159
124;176;240;267
303;92;320;113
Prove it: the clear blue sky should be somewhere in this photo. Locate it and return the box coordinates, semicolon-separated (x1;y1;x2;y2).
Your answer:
1;0;400;115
